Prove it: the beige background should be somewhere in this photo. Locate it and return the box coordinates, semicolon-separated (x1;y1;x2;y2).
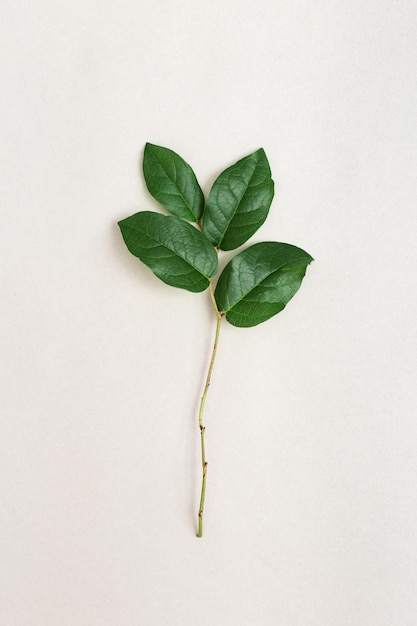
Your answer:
1;1;417;624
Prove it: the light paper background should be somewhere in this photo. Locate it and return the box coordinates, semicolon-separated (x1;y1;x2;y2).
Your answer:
1;1;416;624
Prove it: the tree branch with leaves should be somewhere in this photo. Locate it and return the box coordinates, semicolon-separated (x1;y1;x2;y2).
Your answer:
118;143;313;537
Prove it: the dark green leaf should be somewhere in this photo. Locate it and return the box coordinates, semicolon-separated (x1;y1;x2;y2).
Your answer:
118;211;218;293
201;148;274;250
215;242;313;327
143;143;204;221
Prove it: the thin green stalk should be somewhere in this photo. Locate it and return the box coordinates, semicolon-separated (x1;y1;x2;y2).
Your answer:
197;280;223;537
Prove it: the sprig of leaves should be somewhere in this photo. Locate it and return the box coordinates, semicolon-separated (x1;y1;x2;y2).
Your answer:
118;143;313;536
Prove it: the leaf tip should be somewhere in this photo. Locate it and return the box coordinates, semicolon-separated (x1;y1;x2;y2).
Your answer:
144;141;159;156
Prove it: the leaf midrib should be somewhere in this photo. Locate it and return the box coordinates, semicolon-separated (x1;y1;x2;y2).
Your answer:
215;153;265;247
220;255;308;313
126;219;213;279
151;151;197;219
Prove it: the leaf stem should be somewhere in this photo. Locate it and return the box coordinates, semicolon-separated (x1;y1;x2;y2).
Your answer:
197;280;223;537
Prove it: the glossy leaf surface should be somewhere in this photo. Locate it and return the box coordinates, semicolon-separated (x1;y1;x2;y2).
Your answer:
143;143;204;222
202;148;274;250
118;211;217;292
215;242;313;327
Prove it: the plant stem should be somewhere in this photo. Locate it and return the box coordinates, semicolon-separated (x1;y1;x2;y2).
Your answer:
197;280;223;537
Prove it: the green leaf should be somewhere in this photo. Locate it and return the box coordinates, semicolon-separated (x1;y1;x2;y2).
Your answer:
201;148;274;250
118;211;218;293
143;143;204;222
215;242;313;327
